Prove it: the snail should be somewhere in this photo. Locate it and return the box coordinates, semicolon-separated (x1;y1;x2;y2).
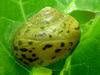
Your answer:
13;7;80;66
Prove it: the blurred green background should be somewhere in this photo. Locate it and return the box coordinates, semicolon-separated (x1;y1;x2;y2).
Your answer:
0;0;100;75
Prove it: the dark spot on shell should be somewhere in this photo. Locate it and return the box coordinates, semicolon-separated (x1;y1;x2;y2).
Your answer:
28;41;33;45
19;58;23;61
63;23;66;28
18;40;22;45
15;53;18;56
14;46;18;50
49;35;52;38
58;30;63;33
75;26;79;30
23;61;29;65
27;58;33;62
25;29;30;33
27;57;39;62
51;56;56;59
32;48;35;49
43;47;45;50
55;49;62;53
20;48;28;52
29;50;32;53
40;27;45;29
32;53;36;57
69;42;73;46
21;54;26;58
61;42;65;47
43;44;53;50
64;23;66;26
66;30;70;33
21;53;39;62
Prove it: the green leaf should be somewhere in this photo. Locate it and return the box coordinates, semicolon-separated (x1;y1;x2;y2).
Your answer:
70;10;95;24
29;66;52;75
1;0;100;75
75;0;100;12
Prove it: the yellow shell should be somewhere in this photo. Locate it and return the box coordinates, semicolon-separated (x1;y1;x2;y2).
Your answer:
13;7;80;66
